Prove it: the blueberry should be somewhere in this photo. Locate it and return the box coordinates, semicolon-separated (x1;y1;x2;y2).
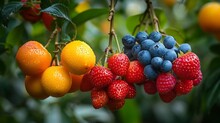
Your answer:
122;34;136;48
151;57;163;69
179;43;191;53
135;31;148;44
131;44;141;59
163;36;176;49
172;46;179;54
137;50;151;66
163;50;177;62
148;31;162;42
144;65;158;80
141;39;155;50
123;47;133;59
160;60;172;72
149;42;166;57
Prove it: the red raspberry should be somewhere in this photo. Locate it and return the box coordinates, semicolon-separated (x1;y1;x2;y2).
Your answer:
91;88;109;109
156;73;176;94
172;52;201;80
125;60;146;84
144;80;157;95
107;80;129;100
175;79;193;96
108;53;130;76
90;66;113;88
192;70;203;86
107;99;125;111
159;91;176;103
126;84;136;99
80;73;94;92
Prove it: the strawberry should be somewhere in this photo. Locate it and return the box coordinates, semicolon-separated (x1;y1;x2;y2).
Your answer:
175;79;193;96
90;66;113;88
107;80;129;100
172;52;201;80
91;88;109;109
126;84;136;99
156;73;176;94
144;80;157;95
159;90;176;103
80;73;94;92
125;60;146;84
107;99;125;111
108;53;130;76
192;70;203;86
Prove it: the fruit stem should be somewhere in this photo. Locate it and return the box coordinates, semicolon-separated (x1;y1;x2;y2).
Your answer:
45;28;58;48
54;24;61;66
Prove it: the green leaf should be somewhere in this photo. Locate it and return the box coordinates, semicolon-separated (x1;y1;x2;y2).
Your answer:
210;43;220;55
0;59;6;75
207;79;220;111
126;14;144;35
209;57;220;71
164;28;185;44
72;8;108;26
0;2;23;27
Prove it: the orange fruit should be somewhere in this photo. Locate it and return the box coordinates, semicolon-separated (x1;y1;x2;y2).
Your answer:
68;73;83;93
41;66;72;97
198;2;220;33
61;40;96;75
75;0;90;13
16;41;52;76
162;0;176;7
25;75;49;99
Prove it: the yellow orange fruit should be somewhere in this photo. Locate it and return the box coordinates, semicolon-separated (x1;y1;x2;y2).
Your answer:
61;40;96;75
75;0;90;13
68;73;83;93
16;41;52;76
41;66;72;97
198;2;220;33
25;75;49;99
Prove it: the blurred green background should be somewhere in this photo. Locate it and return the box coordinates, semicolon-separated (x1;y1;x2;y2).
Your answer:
1;0;220;123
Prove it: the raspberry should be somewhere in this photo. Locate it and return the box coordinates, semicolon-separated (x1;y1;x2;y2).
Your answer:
192;70;203;86
159;90;176;103
126;84;136;99
125;60;146;83
80;73;94;92
144;80;157;95
108;53;130;76
107;80;129;100
90;66;113;88
172;52;201;80
175;79;193;96
91;88;109;109
107;99;125;111
156;73;176;94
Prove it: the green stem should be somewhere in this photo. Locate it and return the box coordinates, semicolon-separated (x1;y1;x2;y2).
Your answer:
45;28;58;48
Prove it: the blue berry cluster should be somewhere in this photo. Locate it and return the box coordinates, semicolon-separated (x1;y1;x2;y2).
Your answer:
122;31;191;80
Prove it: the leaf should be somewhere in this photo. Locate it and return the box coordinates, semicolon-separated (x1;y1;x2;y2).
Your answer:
164;28;185;44
207;79;220;111
210;43;220;55
72;8;108;26
126;14;144;35
0;59;6;75
0;2;23;27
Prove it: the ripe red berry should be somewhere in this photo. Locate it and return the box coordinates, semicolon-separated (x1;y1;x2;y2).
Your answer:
90;66;113;88
156;73;176;94
126;84;136;99
107;80;129;100
172;52;201;80
80;73;94;92
144;80;157;95
91;88;109;109
107;99;125;111
41;12;54;31
108;53;130;76
175;79;193;96
159;90;176;103
125;60;146;84
192;70;203;86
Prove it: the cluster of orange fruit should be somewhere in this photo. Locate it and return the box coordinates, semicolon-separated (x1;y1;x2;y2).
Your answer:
16;40;96;99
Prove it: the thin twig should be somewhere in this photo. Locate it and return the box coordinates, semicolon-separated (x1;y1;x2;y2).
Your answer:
44;28;58;48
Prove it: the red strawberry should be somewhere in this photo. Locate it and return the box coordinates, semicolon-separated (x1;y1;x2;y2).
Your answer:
156;73;176;94
159;90;176;103
91;88;109;109
172;52;201;80
90;66;113;88
125;60;146;84
80;73;94;92
107;80;129;100
192;70;203;86
126;84;136;99
107;99;125;111
144;80;157;95
108;53;130;76
175;79;193;96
